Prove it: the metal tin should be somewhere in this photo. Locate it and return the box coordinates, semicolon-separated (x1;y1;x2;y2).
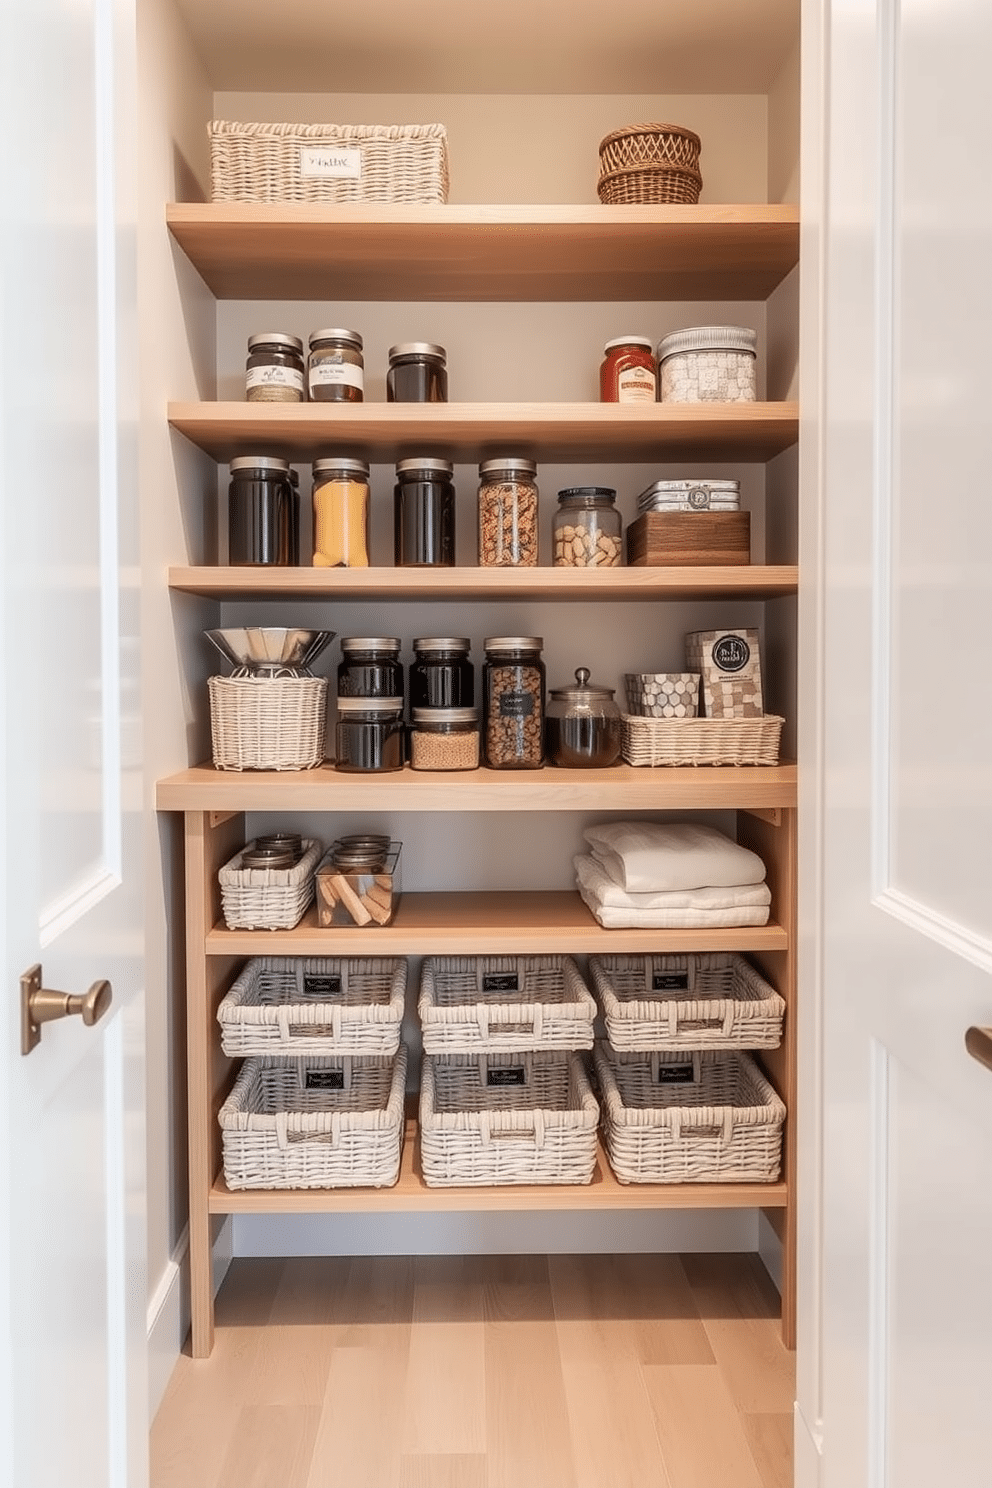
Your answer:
637;478;741;513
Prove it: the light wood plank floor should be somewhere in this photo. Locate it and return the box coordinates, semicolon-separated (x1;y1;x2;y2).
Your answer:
151;1252;794;1488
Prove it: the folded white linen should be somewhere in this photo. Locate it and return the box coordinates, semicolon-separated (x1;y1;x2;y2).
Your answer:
576;881;771;930
583;820;766;892
574;854;771;912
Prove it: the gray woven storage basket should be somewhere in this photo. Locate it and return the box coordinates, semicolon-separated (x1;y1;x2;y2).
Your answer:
418;955;596;1055
209;121;449;204
587;953;784;1052
219;1049;407;1190
420;1051;599;1187
217;956;407;1058
218;838;322;931
594;1043;785;1184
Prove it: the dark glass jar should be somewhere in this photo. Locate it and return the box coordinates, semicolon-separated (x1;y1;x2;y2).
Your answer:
546;667;622;768
334;697;405;773
308;327;364;403
245;333;306;403
228;455;297;566
410;638;473;709
386;342;448;402
394;458;455;566
337;637;403;700
483;636;545;770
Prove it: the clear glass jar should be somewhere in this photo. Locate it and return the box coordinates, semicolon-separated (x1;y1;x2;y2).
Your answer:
599;335;657;402
386;342;448;402
410;638;473;709
337;637;403;700
334;696;405;772
477;458;539;567
312;457;370;568
409;707;480;771
552;487;622;568
394;458;455;566
308;327;364;403
245;333;306;403
227;455;298;566
483;637;545;770
545;667;622;768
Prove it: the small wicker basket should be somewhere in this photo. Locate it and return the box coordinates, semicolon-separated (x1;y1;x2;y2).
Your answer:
209;121;450;204
597;123;702;205
418;955;596;1055
594;1043;785;1185
419;1052;599;1187
218;838;322;931
621;713;783;767
587;953;785;1052
219;1049;407;1190
208;675;327;771
217;956;407;1058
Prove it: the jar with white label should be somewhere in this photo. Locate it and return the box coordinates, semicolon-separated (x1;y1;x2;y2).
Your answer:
308;327;364;403
600;336;657;403
245;333;306;403
483;637;545;770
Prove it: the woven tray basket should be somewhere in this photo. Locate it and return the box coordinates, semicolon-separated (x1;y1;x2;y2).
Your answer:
419;1052;599;1187
598;123;702;175
209;675;327;771
209;121;449;204
219;1049;407;1190
587;953;785;1052
418;955;596;1055
217;956;407;1058
621;713;783;766
218;838;322;931
593;1043;785;1185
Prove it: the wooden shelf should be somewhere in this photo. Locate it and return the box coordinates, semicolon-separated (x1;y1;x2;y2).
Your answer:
168;564;799;601
209;1127;788;1213
166;202;800;303
167;400;800;465
156;760;798;814
203;892;789;957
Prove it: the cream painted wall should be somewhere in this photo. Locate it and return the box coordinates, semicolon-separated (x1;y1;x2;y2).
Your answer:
768;36;801;205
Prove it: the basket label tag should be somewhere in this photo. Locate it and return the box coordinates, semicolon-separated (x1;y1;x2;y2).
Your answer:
483;972;519;993
657;1062;696;1084
300;146;362;179
305;1068;344;1090
652;972;690;991
303;974;342;998
487;1066;526;1087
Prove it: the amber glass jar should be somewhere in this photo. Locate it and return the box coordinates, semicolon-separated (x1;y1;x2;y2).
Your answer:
386;343;448;402
308;328;364;402
245;333;306;403
599;335;657;402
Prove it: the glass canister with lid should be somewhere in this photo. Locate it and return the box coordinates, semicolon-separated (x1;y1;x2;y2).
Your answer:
409;637;474;709
245;332;306;403
312;457;370;567
482;636;545;770
227;455;298;566
386;342;448;402
394;458;456;566
546;667;622;768
409;707;480;771
477;458;539;567
552;487;622;568
337;637;404;700
334;696;405;773
307;327;364;403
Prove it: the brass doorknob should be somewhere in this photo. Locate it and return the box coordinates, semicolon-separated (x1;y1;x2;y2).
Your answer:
20;964;113;1056
965;1026;992;1074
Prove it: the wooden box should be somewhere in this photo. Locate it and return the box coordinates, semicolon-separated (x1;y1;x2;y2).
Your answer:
626;511;750;567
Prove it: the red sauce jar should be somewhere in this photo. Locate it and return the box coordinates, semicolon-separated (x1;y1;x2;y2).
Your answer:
600;335;657;402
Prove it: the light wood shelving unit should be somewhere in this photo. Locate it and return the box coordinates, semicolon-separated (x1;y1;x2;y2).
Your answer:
158;201;800;1358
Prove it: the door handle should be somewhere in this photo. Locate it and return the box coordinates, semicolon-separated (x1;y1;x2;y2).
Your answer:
965;1026;992;1075
20;963;113;1056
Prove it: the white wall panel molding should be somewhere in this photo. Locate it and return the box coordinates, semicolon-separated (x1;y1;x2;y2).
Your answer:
867;1039;892;1488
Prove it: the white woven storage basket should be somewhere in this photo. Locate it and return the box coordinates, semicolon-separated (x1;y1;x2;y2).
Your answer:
418;955;596;1055
219;1049;407;1190
588;953;785;1052
218;838;322;930
593;1044;785;1185
419;1052;599;1187
621;713;783;767
217;956;407;1058
208;675;327;771
209;121;450;204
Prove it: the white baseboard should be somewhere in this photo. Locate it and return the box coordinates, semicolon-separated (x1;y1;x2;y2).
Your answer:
147;1216;234;1422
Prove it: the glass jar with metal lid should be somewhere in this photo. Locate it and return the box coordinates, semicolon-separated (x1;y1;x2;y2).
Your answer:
546;667;622;768
409;707;480;771
334;696;405;773
312;457;370;568
394;458;455;566
307;327;364;403
483;637;545;769
599;335;657;403
552;487;622;568
477;458;539;567
410;638;473;709
386;342;448;402
337;637;403;700
228;455;298;566
245;333;306;403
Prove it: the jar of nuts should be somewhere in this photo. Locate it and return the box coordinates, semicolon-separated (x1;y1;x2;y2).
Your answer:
552;487;622;568
483;637;545;770
477;458;539;567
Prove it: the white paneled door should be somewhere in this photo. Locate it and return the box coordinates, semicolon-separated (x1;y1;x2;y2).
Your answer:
800;0;992;1483
0;0;146;1486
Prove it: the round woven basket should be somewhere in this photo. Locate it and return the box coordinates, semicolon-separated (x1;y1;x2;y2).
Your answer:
597;163;702;206
598;122;701;175
208;675;327;771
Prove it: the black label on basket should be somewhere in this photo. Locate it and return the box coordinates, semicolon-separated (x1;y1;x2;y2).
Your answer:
487;1066;527;1087
652;972;690;991
657;1062;696;1084
483;973;520;993
712;634;751;673
303;974;342;998
305;1069;345;1091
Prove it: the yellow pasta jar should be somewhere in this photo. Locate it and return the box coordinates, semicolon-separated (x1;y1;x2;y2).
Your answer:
311;457;370;568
